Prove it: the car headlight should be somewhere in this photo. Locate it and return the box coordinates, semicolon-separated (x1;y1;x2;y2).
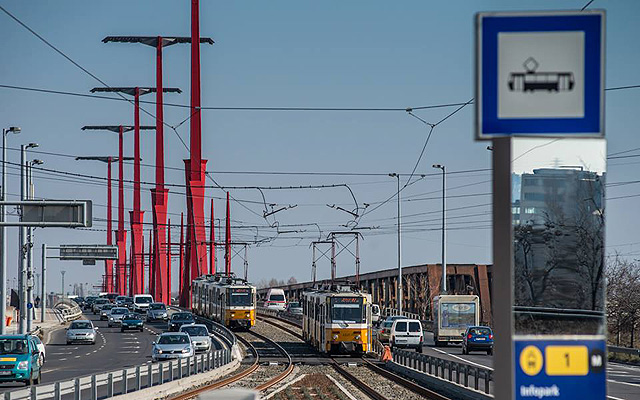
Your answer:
182;348;190;353
154;348;162;354
355;335;361;340
332;334;339;340
109;317;114;321
17;361;29;370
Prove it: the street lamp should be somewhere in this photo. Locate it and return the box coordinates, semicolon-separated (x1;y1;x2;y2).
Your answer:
1;126;20;334
26;158;43;332
389;173;402;314
432;164;447;294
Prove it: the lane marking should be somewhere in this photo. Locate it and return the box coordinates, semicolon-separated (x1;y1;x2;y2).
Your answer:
608;396;628;400
431;347;494;370
607;379;640;388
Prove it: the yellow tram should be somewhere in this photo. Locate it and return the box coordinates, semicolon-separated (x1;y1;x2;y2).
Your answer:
301;284;372;354
192;273;257;329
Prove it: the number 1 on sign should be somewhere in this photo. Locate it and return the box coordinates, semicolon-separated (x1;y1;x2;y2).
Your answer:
565;353;570;367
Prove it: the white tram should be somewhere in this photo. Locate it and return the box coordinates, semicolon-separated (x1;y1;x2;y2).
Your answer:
192;273;257;329
301;284;372;354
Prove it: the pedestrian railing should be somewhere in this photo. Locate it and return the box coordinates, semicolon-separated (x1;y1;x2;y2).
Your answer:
391;348;493;395
3;349;232;400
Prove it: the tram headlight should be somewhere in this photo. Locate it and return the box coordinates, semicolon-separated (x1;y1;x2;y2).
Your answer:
354;334;361;340
332;334;339;340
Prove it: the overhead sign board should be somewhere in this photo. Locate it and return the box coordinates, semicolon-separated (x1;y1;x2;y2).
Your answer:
476;10;605;139
60;245;118;260
0;200;92;227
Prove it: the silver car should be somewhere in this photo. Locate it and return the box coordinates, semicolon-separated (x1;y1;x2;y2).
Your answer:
152;333;194;362
66;320;98;345
100;304;114;321
108;307;129;327
179;324;211;353
92;299;109;314
146;303;168;322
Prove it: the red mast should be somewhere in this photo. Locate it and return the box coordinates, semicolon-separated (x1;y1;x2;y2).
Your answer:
209;199;215;274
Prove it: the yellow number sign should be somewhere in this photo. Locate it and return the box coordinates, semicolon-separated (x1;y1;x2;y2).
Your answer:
519;345;543;376
545;345;589;376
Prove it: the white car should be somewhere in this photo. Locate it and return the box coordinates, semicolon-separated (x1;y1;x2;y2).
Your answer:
390;319;423;353
179;324;212;353
108;307;129;327
30;335;45;363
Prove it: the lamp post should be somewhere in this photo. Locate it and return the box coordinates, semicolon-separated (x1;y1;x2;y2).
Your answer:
76;156;133;293
60;271;65;298
389;173;402;314
432;164;447;294
19;143;37;333
1;126;20;334
26;158;43;332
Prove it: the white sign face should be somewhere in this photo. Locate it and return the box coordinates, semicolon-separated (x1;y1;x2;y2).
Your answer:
498;31;584;119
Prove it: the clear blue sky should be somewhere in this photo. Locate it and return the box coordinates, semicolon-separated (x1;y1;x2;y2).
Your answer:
1;1;639;294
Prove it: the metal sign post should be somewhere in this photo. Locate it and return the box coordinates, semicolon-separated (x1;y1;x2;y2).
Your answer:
476;10;606;400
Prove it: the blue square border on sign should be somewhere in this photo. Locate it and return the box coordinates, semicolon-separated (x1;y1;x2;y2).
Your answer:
476;11;605;139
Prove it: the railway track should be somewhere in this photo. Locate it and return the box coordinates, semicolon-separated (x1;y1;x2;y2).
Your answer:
258;312;452;400
170;317;294;399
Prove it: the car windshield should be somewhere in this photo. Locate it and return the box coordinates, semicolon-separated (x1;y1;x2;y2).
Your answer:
182;326;208;337
112;308;127;315
289;302;300;308
470;327;492;336
173;313;194;321
331;297;364;323
158;335;189;345
150;304;166;310
383;321;393;328
409;322;421;332
70;322;93;330
0;339;28;354
102;305;113;310
96;299;108;304
136;296;153;304
124;314;141;320
229;289;252;306
395;321;407;332
269;294;285;301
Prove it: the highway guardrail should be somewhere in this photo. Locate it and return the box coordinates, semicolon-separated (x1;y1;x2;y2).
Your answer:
608;345;640;357
3;349;232;400
391;348;493;396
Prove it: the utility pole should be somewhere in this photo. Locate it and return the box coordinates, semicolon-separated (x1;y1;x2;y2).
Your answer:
433;164;447;293
389;173;402;314
1;126;20;334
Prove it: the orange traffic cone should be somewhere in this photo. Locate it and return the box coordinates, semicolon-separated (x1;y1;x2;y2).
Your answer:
382;345;392;362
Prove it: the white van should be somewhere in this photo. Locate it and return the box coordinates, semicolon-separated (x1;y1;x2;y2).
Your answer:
390;319;423;353
263;289;286;311
371;304;381;325
133;294;155;313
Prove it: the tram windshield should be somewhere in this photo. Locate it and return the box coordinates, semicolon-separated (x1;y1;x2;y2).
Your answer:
330;297;365;323
229;288;253;306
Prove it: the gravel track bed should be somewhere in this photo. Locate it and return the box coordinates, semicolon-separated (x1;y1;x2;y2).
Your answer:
346;364;426;400
254;319;304;343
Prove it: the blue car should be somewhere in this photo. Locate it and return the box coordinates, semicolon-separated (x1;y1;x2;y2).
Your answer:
0;335;42;385
462;326;493;355
121;313;144;332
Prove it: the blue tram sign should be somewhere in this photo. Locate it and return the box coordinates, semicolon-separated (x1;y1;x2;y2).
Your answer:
476;11;605;139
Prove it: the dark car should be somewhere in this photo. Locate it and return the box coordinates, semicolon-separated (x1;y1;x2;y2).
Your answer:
121;313;144;332
462;326;493;355
84;296;98;310
168;312;195;332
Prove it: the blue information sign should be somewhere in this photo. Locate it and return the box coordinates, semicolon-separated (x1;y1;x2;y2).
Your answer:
514;338;606;400
476;11;605;139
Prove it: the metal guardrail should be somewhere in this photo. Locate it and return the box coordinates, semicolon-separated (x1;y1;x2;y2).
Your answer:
4;349;232;400
392;348;493;395
382;307;420;320
257;307;302;324
608;345;640;357
52;300;82;323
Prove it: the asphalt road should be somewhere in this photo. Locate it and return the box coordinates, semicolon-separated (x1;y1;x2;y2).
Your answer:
0;310;164;390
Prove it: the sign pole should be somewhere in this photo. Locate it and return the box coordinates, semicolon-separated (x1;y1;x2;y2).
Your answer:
41;244;46;323
492;137;513;400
